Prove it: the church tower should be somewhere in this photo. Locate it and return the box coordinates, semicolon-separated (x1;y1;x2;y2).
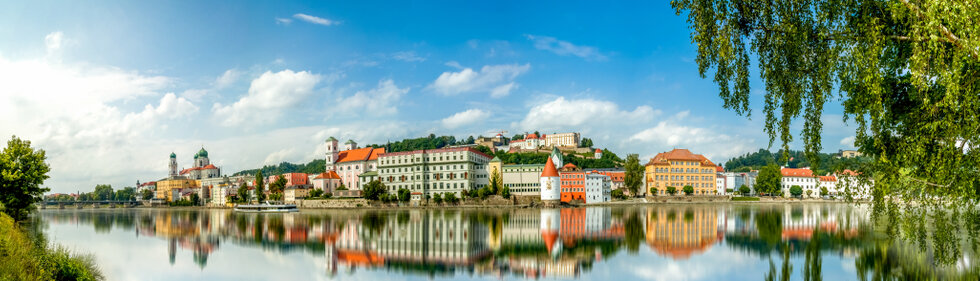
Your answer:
550;146;563;168
169;152;178;177
540;156;561;203
325;137;339;171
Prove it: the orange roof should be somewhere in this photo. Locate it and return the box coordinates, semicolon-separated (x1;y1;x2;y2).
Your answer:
715;166;724;172
541;230;559;253
336;147;385;163
781;168;814;177
595;148;602;153
562;163;578;169
819;175;837;182
526;133;539;139
541;157;559;177
202;164;218;169
840;169;861;176
645;149;716;166
314;171;341;179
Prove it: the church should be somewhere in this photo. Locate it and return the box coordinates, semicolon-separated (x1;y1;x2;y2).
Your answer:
172;148;221;180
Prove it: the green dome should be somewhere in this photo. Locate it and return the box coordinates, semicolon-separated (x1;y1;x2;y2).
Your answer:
196;148;208;158
170;152;176;158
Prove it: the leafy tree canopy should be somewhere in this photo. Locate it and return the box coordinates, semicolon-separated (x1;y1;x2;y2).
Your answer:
0;136;50;221
672;0;980;203
725;149;869;175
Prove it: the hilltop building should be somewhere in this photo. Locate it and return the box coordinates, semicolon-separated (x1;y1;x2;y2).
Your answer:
644;149;718;195
324;137;385;189
508;132;581;150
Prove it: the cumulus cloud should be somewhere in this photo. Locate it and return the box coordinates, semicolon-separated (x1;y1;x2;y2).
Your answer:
336;79;409;116
45;31;64;53
840;136;856;147
212;69;321;126
516;97;657;131
629;112;755;160
391;51;425;62
429;63;530;97
293;13;338;26
525;34;607;61
214;69;240;89
441;109;490;129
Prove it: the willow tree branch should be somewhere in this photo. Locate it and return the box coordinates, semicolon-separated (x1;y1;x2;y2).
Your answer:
899;0;979;58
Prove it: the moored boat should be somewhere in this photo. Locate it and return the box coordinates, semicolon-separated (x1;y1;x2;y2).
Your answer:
233;201;298;212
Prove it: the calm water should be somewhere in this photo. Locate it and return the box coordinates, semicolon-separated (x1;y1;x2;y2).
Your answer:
36;203;979;280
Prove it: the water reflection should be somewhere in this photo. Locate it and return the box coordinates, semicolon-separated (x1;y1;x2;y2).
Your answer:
38;203;979;280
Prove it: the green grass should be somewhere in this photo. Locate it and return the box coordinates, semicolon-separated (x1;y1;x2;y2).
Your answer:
0;212;103;281
731;196;761;201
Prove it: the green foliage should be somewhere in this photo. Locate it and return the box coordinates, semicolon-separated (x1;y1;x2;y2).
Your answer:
189;193;200;205
140;189;154;200
233;159;325;177
649;187;657;196
666;186;677;195
731;196;760;201
270;175;287;194
255;171;265;201
682;185;694;195
0;136;50;221
739;185;751;195
309;189;324;198
237;184;250;203
336;184;348;191
444;193;459;204
478;187;491;200
0;213;102;280
757;165;783;195
460;189;470;199
501;186;510;199
492;148;623;169
432;193;443;204
362;180;387;201
366;134;468;153
580;138;594;148
724;149;869;175
790;186;804;198
113;187;136;201
489;167;502;195
624;154;643;196
93;184;113;201
511;134;523;141
397;188;411;202
672;0;980;203
820;186;829;197
611;189;627;200
474;145;492;155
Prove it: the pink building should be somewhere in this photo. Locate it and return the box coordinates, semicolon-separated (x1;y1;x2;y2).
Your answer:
324;137;384;190
312;171;343;193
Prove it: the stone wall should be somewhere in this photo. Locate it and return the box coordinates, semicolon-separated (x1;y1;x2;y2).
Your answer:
296;198;371;208
643;195;731;203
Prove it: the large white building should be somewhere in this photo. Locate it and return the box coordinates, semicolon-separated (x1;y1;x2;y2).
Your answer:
324;137;384;189
583;172;612;203
177;148;221;180
376;147;491;201
544;132;581;148
781;168;817;197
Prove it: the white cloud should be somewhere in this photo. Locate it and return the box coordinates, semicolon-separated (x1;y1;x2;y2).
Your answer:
214;69;240;89
391;51;425;62
840;136;856;147
441;109;490;129
275;17;292;25
293;13;338;26
525;34;607;61
45;31;64;53
429;63;530;97
629;112;755;160
212;69;321;127
336;79;409;116
516;97;657;131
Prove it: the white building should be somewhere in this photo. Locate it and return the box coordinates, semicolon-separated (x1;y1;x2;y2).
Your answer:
311;171;342;193
716;174;727;194
818;176;838;197
509;133;543;150
324;137;384;189
540;156;561;203
376;147;491;201
210;185;232;206
584;171;611;203
781;168;817;198
176;148;221;180
834;169;872;199
544;132;580;148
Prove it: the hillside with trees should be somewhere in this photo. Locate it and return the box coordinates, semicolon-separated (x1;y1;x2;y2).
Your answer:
366;134;476;153
723;149;869;176
491;148;624;169
233;159;325;176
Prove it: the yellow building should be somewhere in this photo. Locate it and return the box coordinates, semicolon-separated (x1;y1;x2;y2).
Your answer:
644;148;717;195
156;178;200;201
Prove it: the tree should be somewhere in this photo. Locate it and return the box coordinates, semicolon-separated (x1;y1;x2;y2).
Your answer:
611;189;626;200
806;189;813;198
683;185;694;196
444;193;458;205
190;193;200;205
479;187;491;200
624;154;643;197
667;186;677;196
474;145;492;155
650;187;657;196
362;180;387;201
511;134;524;141
94;184;114;201
114;187;136;201
336;184;348;191
141;189;154;200
255;171;265;202
489;167;502;195
580;138;594;148
460;189;470;200
397;188;411;202
309;189;324;198
791;186;804;198
739;185;751;196
501;185;511;199
756;165;783;195
237;184;249;203
0;136;50;221
271;175;287;194
672;1;980;203
432;193;443;204
820;186;829;197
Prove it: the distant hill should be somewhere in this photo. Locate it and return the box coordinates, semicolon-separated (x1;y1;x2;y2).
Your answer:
723;149;869;175
365;134;475;152
233;159;325;176
491;149;624;169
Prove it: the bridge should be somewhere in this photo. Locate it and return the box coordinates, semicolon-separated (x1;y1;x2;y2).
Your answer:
39;200;155;209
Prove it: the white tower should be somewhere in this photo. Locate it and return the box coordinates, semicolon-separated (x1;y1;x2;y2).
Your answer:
169;152;178;177
550;147;563;168
325;137;339;171
594;148;603;159
540;156;562;202
344;139;357;151
540;208;562;258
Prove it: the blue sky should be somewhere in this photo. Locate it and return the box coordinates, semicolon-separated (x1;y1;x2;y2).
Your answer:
0;1;856;193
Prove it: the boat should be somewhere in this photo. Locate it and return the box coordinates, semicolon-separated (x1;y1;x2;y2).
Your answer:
233;201;299;213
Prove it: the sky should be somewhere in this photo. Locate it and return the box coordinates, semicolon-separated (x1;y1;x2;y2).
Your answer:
0;1;858;194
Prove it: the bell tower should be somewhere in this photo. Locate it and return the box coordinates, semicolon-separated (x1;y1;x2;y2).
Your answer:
325;137;339;171
169;152;178;177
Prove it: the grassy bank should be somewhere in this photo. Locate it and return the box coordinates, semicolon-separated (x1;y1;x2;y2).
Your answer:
731;196;761;201
0;212;102;281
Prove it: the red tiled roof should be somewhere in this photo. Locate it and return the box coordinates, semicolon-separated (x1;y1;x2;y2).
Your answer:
840;169;861;176
314;171;341;179
781;168;814;177
541;157;559;177
715;166;724;172
645;149;716;167
819;176;837;182
526;133;538;139
595;148;602;153
202;164;218;169
336;147;385;163
562;163;578;169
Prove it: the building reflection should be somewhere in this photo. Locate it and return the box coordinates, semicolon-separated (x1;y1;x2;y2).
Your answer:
645;206;721;259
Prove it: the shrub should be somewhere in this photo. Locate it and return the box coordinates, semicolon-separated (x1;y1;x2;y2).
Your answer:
309;189;324;198
649;187;657;196
739;185;751;195
611;189;627;200
432;193;443;204
501;186;511;199
667;186;677;195
790;185;803;198
683;185;694;195
444;193;458;204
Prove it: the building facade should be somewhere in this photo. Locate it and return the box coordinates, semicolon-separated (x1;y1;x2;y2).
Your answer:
583;172;612;203
781;168;816;197
178;148;221;180
311;171;342;193
156;178;200;201
324;137;385;189
644;149;718;196
539;157;561;202
544;132;581;148
376;147;491;201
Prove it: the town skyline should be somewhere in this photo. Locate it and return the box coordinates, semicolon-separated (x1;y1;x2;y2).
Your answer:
0;1;860;194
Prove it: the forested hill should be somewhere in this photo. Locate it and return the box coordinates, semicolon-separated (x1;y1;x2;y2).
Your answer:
491;149;624;169
723;149;869;175
366;134;477;153
232;159;325;176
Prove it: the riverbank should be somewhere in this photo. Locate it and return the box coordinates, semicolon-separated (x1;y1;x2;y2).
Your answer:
0;212;102;280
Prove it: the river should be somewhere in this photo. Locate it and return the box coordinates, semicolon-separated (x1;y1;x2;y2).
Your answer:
35;203;979;280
